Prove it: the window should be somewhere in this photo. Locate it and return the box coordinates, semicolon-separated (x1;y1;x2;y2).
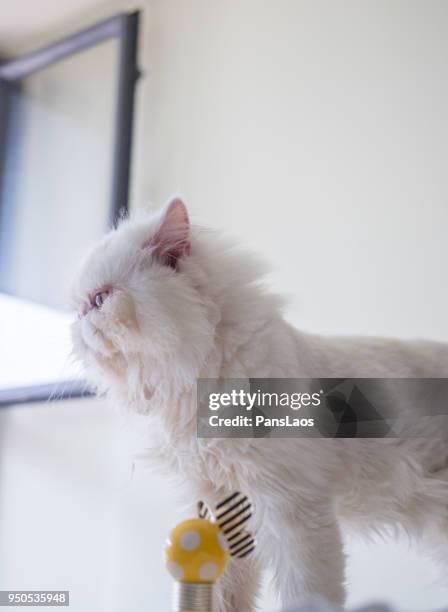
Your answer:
0;12;140;405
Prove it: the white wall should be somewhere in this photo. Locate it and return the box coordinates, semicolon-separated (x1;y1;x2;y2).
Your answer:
2;2;448;611
143;0;448;342
0;399;181;612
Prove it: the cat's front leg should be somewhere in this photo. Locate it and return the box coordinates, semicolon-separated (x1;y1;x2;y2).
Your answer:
215;555;261;612
268;506;346;607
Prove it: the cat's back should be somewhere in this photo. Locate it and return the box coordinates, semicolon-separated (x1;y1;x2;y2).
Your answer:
301;331;448;378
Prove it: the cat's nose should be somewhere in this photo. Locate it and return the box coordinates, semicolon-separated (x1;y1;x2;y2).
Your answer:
78;304;89;318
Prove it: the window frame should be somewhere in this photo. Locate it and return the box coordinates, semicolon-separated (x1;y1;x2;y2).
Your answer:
0;12;140;407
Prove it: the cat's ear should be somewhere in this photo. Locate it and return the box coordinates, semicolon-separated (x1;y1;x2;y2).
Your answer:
144;197;190;268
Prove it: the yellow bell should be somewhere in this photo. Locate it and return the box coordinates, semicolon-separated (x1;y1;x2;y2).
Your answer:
164;518;229;584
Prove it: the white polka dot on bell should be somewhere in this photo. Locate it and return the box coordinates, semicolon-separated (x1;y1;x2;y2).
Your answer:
218;532;229;551
199;562;218;581
180;530;201;551
166;561;184;580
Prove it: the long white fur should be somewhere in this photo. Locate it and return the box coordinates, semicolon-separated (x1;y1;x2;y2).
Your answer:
71;198;448;611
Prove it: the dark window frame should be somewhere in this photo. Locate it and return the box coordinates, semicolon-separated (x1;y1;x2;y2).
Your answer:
0;11;140;407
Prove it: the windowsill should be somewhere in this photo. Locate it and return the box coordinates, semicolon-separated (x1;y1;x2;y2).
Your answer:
0;293;91;405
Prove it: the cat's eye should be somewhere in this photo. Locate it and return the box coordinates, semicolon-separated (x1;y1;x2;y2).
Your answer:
93;290;109;309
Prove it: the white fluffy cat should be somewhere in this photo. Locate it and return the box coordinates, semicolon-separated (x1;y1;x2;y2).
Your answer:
71;198;448;611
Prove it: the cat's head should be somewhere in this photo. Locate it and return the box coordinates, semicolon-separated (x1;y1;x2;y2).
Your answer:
70;198;217;407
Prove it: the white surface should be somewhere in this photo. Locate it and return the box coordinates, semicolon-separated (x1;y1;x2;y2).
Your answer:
0;399;181;612
0;293;80;390
0;0;104;51
345;533;448;610
143;0;448;342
